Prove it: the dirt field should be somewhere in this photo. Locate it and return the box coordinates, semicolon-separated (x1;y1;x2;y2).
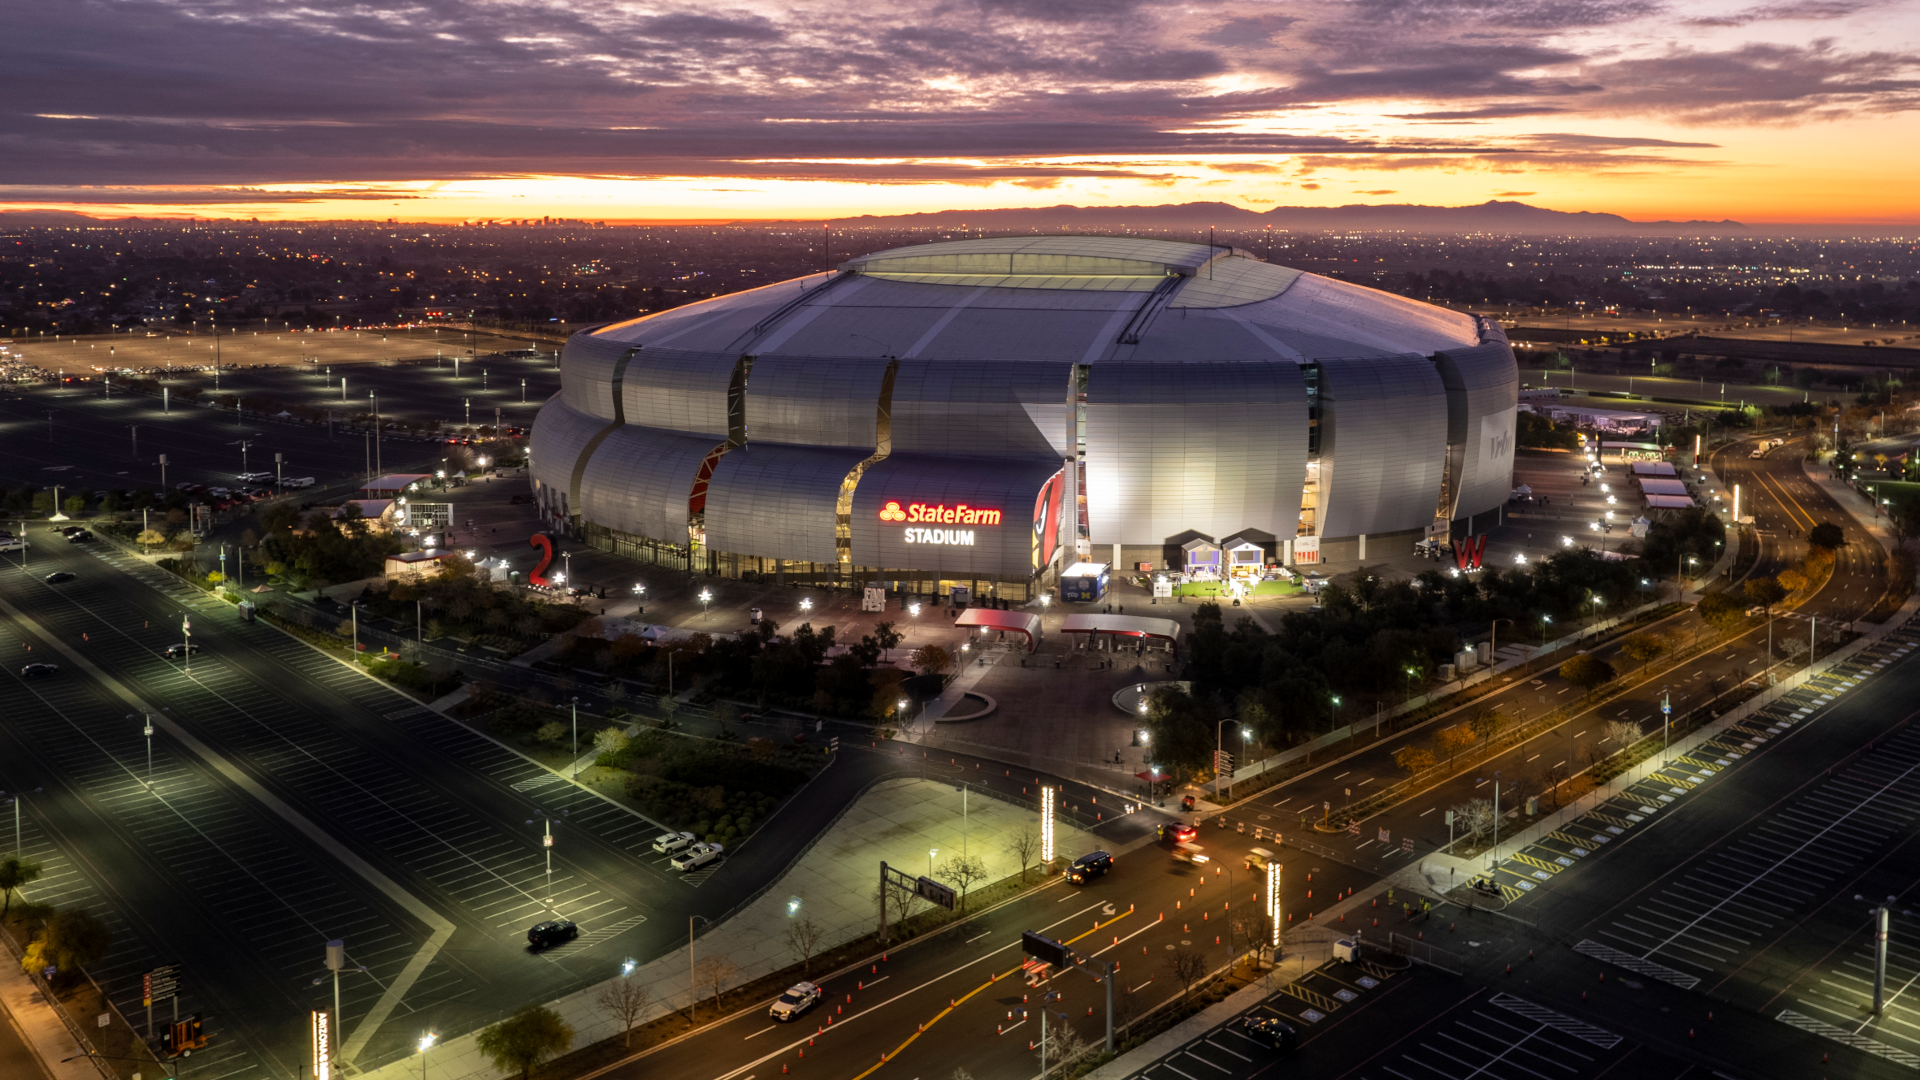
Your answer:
2;324;553;375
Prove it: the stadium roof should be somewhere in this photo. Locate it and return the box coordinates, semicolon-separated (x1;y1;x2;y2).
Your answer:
588;235;1485;365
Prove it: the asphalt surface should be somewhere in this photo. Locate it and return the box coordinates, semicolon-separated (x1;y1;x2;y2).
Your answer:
0;527;1159;1078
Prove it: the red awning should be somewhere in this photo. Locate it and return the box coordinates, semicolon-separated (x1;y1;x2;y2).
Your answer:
954;608;1043;653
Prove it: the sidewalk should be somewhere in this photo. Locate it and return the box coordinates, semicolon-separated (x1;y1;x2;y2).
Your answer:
0;946;104;1080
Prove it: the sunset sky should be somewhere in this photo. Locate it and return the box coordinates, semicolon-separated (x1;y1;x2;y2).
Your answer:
6;0;1918;224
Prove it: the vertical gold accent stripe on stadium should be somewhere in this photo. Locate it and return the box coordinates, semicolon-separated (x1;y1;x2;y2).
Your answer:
836;360;899;569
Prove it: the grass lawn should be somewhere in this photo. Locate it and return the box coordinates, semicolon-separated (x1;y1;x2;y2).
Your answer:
1173;579;1302;597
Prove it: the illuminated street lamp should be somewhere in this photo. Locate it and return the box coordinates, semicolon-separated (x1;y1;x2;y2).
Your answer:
799;597;813;613
908;602;922;617
699;589;712;616
1328;695;1342;731
417;1033;436;1080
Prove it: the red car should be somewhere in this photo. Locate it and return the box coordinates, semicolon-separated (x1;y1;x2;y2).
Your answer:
1165;824;1198;844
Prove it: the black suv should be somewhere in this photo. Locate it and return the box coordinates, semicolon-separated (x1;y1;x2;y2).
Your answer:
527;920;578;949
1242;1016;1297;1050
1065;850;1113;884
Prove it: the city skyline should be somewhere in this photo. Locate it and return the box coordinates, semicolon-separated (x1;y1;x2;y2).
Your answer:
5;0;1918;225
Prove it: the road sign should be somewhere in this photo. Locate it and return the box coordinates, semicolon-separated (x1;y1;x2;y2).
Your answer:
830;736;840;753
1378;828;1391;843
1401;837;1415;853
1347;819;1360;836
1022;931;1071;969
144;965;180;1003
914;875;956;910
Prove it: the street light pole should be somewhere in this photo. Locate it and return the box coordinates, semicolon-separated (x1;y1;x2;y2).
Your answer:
571;697;580;778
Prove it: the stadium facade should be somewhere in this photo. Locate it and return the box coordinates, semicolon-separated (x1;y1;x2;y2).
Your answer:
529;236;1517;600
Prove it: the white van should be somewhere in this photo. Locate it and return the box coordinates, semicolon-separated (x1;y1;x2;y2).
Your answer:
282;477;316;489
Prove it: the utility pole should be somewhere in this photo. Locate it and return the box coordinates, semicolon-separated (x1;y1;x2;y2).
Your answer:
1874;903;1892;1015
325;940;345;1065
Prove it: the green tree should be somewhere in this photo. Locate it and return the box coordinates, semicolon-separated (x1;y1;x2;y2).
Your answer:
63;495;86;518
1743;577;1787;609
0;857;42;917
1696;592;1748;631
1559;654;1615;695
1808;522;1845;550
475;1006;574;1080
909;643;952;676
1143;685;1214;780
873;621;903;662
31;908;112;984
1619;633;1667;671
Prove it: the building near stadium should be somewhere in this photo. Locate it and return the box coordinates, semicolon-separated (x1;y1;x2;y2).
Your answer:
529;236;1518;600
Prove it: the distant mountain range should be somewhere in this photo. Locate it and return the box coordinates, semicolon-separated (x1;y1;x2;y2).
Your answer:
789;200;1748;236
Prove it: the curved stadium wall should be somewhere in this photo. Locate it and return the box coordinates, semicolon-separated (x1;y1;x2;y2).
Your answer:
528;236;1518;598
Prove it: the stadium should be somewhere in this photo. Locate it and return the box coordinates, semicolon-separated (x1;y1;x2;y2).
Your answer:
529;236;1518;600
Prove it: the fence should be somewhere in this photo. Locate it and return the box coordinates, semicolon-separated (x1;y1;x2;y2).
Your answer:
1389;932;1463;975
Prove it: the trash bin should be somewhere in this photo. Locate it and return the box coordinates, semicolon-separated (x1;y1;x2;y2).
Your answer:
237;601;255;622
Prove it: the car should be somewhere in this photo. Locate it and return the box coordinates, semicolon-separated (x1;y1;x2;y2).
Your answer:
1065;850;1113;884
1241;1016;1297;1050
58;525;87;537
526;919;578;949
20;663;59;678
237;471;273;482
1164;824;1198;845
0;539;27;552
65;530;94;544
1171;841;1209;865
768;981;823;1022
164;643;201;659
1245;847;1276;873
670;842;724;872
283;476;316;489
651;830;696;855
1750;448;1766;458
44;571;76;584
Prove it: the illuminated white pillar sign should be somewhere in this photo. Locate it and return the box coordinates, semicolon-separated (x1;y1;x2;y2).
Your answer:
1265;861;1281;951
1039;786;1055;865
312;1010;332;1080
1732;483;1741;521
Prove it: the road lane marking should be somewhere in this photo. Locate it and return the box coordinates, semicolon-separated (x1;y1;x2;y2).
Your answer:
744;1025;776;1040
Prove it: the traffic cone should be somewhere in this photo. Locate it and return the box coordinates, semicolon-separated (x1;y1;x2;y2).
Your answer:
1598;972;1605;982
1418;932;1423;940
783;1065;788;1073
1506;964;1511;975
1528;950;1534;959
1689;1029;1695;1038
1215;936;1221;944
1581;991;1587;1001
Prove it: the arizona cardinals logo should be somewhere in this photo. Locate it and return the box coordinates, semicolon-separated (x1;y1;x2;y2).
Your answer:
879;501;907;522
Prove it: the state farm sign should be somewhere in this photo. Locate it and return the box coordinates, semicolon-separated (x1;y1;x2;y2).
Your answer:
879;501;1003;526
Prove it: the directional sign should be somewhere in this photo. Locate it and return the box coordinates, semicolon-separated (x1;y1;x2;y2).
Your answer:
1378;828;1391;844
1347;819;1361;836
1401;837;1415;853
144;965;181;1003
914;876;956;910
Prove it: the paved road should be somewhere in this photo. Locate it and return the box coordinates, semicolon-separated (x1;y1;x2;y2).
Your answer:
1202;433;1890;884
0;528;1161;1078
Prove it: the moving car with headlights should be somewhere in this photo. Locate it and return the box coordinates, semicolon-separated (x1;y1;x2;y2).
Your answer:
1162;823;1198;845
44;571;76;583
21;663;59;678
652;830;695;855
164;643;201;659
670;842;724;872
768;981;822;1021
526;919;578;949
1065;850;1113;884
1245;847;1275;873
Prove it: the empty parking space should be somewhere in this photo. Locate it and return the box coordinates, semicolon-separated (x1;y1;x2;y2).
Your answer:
1357;993;1626;1080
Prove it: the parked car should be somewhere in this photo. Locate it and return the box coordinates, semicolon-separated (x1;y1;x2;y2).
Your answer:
1241;1016;1297;1051
20;663;59;677
282;477;316;489
670;842;724;872
1065;850;1113;884
58;525;87;537
44;571;76;583
526;919;578;949
651;830;696;855
768;981;822;1022
164;643;201;659
0;539;27;553
65;530;95;544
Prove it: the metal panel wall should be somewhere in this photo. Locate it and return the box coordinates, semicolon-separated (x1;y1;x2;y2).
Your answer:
620;349;736;436
526;394;604;510
851;454;1063;579
743;356;890;448
1318;357;1449;538
1082;362;1308;545
559;332;633;422
705;444;870;565
889;359;1072;458
575;424;721;545
1434;342;1519;522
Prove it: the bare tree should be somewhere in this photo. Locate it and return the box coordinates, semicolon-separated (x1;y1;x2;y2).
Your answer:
1005;828;1042;883
1234;909;1276;966
1468;707;1502;745
875;876;924;944
938;854;989;909
1164;947;1208;1002
1451;798;1495;845
594;978;654;1049
783;915;825;976
692;955;738;1022
1036;1019;1092;1073
1602;719;1643;754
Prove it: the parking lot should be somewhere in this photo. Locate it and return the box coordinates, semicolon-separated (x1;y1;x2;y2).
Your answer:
0;538;700;1075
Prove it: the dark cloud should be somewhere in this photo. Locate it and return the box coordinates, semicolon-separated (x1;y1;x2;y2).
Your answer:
1685;1;1872;26
1388;103;1571;119
0;0;1911;194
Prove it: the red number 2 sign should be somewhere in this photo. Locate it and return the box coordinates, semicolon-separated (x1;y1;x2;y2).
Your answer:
528;533;555;586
